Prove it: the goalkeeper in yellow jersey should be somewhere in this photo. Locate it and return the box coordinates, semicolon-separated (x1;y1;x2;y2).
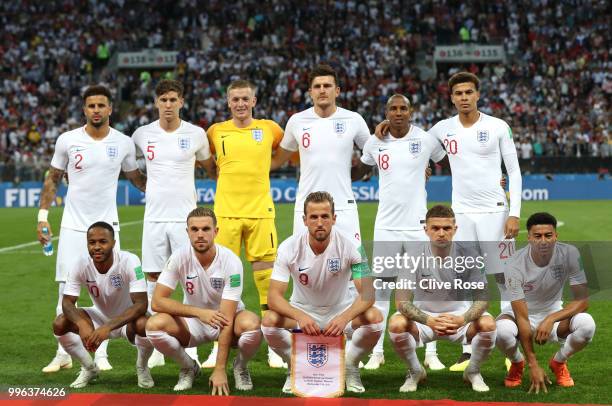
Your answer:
204;79;286;368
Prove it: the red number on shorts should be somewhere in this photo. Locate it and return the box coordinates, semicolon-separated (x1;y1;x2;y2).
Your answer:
299;273;308;285
88;285;99;298
378;153;390;170
147;145;155;160
75;153;83;170
498;241;515;260
443;139;458;154
186;281;194;295
302;133;311;148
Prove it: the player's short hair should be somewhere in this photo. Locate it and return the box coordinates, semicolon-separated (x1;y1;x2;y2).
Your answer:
448;72;480;92
425;205;455;221
87;221;115;239
227;80;257;96
187;206;217;226
155;79;184;98
308;64;338;88
303;191;335;215
526;212;557;231
385;94;411;110
83;85;112;104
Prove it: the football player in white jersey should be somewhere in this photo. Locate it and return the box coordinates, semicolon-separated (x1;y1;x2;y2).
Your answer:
145;207;262;394
132;79;216;367
38;85;146;373
262;192;383;394
354;94;447;370
376;72;522;371
496;212;595;393
271;64;371;244
52;222;153;389
388;205;496;393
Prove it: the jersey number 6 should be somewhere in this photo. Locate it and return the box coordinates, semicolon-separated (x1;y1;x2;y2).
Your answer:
302;133;310;148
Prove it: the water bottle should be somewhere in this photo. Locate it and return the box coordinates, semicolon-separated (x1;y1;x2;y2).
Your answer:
42;227;54;256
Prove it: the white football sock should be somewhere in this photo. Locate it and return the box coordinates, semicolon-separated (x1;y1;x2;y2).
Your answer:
467;330;496;374
55;282;69;356
495;318;523;362
346;322;383;367
146;281;156;315
146;330;192;369
235;329;262;369
462;344;472;354
94;339;109;359
261;326;291;365
135;335;154;369
425;340;438;355
56;333;94;369
373;284;392;354
389;332;421;373
554;313;596;363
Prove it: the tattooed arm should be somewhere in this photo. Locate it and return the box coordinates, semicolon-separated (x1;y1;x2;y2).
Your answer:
37;167;64;244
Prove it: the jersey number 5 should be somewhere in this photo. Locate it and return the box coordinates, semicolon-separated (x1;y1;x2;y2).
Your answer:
147;145;155;160
443;139;458;155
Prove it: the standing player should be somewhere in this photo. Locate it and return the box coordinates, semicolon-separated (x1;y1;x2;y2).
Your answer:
354;94;447;370
271;64;370;245
496;212;595;393
205;80;285;368
38;85;146;373
132;79;215;367
389;205;496;392
52;222;153;389
262;192;383;393
376;71;522;371
145;207;262;394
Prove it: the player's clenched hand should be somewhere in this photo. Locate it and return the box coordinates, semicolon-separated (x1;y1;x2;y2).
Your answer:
37;221;52;244
534;317;554;345
209;368;230;396
323;315;349;337
297;314;321;336
374;120;390;139
504;216;520;239
528;364;551;394
198;309;230;329
86;325;111;352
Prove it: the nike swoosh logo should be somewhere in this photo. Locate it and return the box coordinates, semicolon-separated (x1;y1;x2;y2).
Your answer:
378;148;388;152
221;135;231;139
298;267;309;272
147;140;156;144
186;275;199;279
73;147;86;152
302;127;310;131
86;279;96;283
446;133;455;137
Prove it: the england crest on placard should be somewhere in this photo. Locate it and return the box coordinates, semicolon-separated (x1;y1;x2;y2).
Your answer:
477;130;489;143
409;140;422;155
252;129;263;143
106;145;118;160
178;137;191;151
110;274;123;289
210;277;224;291
333;120;346;135
307;343;328;368
327;258;341;274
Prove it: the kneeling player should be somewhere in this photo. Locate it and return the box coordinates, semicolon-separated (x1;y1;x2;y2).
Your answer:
262;191;383;394
497;212;595;393
145;207;262;394
389;205;496;392
52;222;153;389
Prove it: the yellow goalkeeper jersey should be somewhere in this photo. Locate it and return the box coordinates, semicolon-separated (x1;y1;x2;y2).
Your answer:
208;119;283;218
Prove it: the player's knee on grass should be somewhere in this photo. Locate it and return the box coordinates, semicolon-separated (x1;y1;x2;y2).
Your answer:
235;311;261;335
570;313;596;342
388;314;411;334
476;315;496;333
262;310;283;328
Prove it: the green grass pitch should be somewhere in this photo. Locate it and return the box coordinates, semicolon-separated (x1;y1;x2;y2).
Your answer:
0;201;610;403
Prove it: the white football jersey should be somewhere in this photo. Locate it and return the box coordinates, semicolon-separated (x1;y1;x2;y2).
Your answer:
401;242;487;314
133;120;211;221
281;107;371;211
272;229;369;308
63;250;146;318
361;126;446;230
50;126;138;232
157;244;244;310
504;242;587;315
429;113;521;217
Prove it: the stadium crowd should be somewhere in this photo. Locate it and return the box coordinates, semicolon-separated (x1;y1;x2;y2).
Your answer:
0;0;610;181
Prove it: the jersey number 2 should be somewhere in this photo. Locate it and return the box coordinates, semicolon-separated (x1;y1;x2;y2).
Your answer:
74;153;83;170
